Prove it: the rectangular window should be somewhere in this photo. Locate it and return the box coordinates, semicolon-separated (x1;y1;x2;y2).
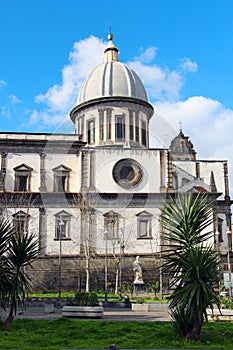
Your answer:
135;115;139;142
218;218;223;242
104;211;119;240
14;165;33;192
99;115;104;141
18;176;28;191
137;212;152;239
105;221;118;240
129;112;134;141
15;218;28;234
115;116;125;141
80;117;84;141
53;166;70;193
13;212;29;235
106;110;112;139
55;217;70;239
139;220;148;237
15;174;30;191
141;120;147;147
54;175;67;192
87;120;95;144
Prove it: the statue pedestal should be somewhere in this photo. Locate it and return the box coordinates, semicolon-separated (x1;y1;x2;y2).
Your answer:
133;281;145;294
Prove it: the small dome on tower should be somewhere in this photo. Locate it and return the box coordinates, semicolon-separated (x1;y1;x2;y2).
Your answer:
76;34;148;105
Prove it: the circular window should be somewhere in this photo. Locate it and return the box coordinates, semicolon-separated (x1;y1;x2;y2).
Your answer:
113;159;143;189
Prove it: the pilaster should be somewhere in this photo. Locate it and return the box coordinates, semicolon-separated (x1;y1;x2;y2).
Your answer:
39;207;46;256
40;153;47;192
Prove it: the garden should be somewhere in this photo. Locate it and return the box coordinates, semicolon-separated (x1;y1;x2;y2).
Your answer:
1;193;233;349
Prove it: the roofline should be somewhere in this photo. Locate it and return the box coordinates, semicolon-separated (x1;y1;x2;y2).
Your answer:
0;132;76;136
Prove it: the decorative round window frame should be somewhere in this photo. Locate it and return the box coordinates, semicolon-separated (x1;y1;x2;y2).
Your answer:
112;158;143;189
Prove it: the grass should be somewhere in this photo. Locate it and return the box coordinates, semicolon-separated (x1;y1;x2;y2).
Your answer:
1;319;233;349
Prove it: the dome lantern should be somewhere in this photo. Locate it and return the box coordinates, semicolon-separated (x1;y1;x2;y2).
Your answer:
104;33;119;63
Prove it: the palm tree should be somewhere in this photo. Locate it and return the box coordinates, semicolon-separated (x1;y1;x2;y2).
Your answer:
0;220;15;309
161;193;220;340
0;218;40;326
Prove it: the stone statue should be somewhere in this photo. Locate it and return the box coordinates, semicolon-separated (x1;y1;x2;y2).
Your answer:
133;256;143;284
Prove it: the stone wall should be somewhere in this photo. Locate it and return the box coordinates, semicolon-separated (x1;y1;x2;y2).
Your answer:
27;254;162;293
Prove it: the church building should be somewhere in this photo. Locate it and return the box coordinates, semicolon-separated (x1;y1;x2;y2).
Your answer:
0;34;232;293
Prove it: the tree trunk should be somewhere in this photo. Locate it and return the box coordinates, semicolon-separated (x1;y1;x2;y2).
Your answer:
186;320;202;341
85;256;90;292
4;302;15;326
115;265;119;294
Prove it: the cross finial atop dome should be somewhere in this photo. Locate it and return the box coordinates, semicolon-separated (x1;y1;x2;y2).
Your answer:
104;31;119;63
179;121;183;133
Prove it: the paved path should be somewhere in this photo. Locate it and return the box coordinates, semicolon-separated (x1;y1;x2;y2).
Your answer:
13;306;171;322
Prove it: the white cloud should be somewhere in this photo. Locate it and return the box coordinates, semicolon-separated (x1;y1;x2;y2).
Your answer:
136;47;158;63
153;96;233;157
28;109;73;132
128;59;184;101
180;57;198;73
35;36;106;113
0;80;7;89
0;106;11;118
150;96;233;194
8;94;21;104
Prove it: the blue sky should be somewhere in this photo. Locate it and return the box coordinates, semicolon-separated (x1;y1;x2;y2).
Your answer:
1;0;233;191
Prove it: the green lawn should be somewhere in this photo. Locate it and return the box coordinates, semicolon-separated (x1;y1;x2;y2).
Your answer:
0;319;233;349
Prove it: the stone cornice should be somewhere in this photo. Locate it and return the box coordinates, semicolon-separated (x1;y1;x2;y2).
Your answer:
0;138;85;154
1;191;230;209
70;96;154;123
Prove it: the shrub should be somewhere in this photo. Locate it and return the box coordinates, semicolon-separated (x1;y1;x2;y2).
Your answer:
67;292;99;307
135;297;145;304
221;297;233;310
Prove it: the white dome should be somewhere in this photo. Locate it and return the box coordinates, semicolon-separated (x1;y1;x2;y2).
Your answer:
77;38;148;105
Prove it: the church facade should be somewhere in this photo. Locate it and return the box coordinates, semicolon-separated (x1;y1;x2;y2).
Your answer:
0;34;232;293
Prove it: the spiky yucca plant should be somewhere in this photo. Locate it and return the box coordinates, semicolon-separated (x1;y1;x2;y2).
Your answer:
161;193;220;340
0;218;40;326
